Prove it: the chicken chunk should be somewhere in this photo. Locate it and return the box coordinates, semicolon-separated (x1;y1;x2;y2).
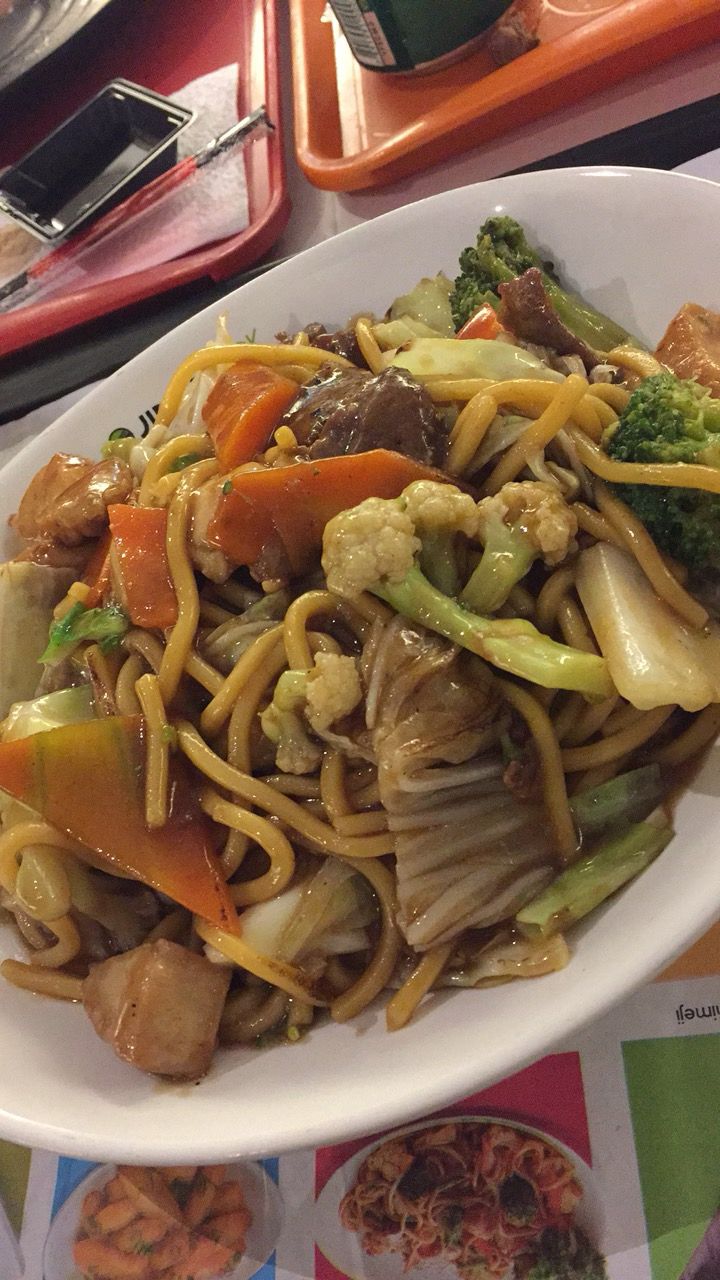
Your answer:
83;939;231;1079
0;561;74;715
12;453;133;547
189;476;235;584
655;302;720;397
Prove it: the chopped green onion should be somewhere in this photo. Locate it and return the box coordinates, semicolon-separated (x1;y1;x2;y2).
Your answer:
222;480;233;495
108;428;135;441
168;452;203;473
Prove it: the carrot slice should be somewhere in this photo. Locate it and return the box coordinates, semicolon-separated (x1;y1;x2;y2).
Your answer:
0;717;237;932
108;505;178;630
82;529;112;608
208;449;441;576
202;361;298;470
457;304;506;340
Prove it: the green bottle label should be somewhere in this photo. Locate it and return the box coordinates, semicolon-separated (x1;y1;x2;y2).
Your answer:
329;0;513;71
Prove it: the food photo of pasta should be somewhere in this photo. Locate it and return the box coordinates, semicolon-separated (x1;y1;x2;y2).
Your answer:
1;212;720;1083
43;1161;282;1280
317;1118;606;1280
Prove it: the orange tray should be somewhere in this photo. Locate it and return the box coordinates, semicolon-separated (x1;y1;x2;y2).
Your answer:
290;0;720;192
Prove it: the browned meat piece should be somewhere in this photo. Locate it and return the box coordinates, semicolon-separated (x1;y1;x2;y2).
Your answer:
13;538;96;572
277;322;369;369
655;302;720;396
83;939;231;1079
487;0;542;66
304;321;369;368
498;268;599;369
283;364;449;465
12;453;133;547
282;365;370;443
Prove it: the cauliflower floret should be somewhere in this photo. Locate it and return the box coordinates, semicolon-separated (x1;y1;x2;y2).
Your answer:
323;498;420;599
477;480;577;567
260;671;322;775
306;652;362;731
401;480;479;538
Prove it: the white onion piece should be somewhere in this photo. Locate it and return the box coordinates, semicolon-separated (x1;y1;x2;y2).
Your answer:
389;337;563;383
576;543;720;711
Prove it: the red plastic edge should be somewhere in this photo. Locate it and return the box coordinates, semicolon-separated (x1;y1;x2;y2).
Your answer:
0;0;290;360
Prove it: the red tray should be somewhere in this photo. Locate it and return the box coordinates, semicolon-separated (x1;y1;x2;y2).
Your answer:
0;0;289;358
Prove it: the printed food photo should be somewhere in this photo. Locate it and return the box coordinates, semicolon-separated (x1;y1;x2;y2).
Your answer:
316;1117;605;1280
0;168;719;1163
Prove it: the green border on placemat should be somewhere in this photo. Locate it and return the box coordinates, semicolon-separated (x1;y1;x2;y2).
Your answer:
623;1035;720;1279
0;1140;31;1236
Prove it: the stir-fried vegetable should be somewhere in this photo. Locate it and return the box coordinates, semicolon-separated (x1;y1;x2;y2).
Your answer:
456;303;507;341
322;481;613;698
569;765;663;839
202;360;298;470
0;717;237;930
389;336;563;383
3;685;95;741
461;481;577;613
605;372;720;572
0;562;74;715
388;273;455;337
576;543;720;711
108;504;177;630
41;601;128;665
516;812;673;937
450;215;632;350
208;449;440;577
261;653;362;774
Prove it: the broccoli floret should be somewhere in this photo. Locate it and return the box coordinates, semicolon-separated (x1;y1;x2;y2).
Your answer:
322;480;613;700
462;481;577;613
498;1173;538;1226
605;372;720;573
451;215;631;351
525;1227;608;1280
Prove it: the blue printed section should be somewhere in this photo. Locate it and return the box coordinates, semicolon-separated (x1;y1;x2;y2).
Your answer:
250;1159;279;1280
52;1157;100;1218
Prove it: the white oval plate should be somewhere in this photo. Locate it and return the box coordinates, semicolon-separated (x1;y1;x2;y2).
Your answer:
0;167;719;1164
314;1115;603;1280
43;1161;283;1280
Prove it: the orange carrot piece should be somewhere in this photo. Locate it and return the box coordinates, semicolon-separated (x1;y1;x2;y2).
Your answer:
0;717;237;932
203;361;298;470
108;505;178;630
83;530;113;608
208;449;441;576
457;304;506;340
